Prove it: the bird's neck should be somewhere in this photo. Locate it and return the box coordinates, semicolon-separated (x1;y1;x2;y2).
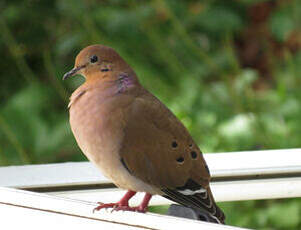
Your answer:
80;71;140;99
85;69;139;86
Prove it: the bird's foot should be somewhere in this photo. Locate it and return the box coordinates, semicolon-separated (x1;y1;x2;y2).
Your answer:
93;202;117;212
93;202;146;213
93;191;151;213
113;204;147;213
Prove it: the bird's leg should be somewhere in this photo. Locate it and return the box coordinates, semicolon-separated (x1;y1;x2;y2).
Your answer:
113;193;152;213
137;193;152;212
93;190;136;212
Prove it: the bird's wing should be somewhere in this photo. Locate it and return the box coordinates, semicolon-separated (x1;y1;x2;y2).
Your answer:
120;90;225;223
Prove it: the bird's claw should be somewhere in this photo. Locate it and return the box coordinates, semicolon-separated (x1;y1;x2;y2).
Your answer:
93;203;116;213
93;202;146;213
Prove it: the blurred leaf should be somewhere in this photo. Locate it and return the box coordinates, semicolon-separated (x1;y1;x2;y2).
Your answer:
219;114;255;139
269;7;295;42
234;69;258;94
267;201;300;228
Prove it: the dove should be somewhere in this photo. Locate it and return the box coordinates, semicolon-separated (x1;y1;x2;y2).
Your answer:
63;44;225;224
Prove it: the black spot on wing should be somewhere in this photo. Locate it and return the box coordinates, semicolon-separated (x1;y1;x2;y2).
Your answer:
171;141;178;148
176;156;184;163
190;151;197;159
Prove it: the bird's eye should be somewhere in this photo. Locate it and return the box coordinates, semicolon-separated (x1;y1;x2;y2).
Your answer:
90;55;98;63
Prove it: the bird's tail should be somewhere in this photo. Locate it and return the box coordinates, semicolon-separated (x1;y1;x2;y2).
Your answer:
206;187;225;224
162;185;225;224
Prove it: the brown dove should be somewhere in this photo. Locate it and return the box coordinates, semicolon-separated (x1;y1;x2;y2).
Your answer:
63;44;225;224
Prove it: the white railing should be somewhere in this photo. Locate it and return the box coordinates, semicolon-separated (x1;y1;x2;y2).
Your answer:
0;187;243;230
1;148;301;229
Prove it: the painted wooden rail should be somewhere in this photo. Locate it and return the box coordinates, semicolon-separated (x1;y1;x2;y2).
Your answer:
1;149;301;203
1;149;301;229
0;187;244;229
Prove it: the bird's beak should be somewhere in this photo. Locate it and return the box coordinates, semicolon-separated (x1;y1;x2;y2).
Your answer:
63;65;85;80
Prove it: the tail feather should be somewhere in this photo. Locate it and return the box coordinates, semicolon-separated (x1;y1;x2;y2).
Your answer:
162;185;225;224
206;187;226;224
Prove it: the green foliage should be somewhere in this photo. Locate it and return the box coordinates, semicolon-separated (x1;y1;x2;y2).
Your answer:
219;199;301;230
0;0;300;229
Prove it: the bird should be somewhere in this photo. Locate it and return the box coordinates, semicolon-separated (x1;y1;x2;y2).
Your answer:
63;44;225;224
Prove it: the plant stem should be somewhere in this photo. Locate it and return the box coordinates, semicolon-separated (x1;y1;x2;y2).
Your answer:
0;17;37;84
43;50;69;103
0;114;31;164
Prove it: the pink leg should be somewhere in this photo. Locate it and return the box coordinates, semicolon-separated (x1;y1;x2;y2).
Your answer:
137;193;152;212
93;190;136;212
94;191;153;213
114;193;152;213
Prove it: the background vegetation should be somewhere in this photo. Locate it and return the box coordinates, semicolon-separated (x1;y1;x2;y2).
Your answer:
0;0;300;229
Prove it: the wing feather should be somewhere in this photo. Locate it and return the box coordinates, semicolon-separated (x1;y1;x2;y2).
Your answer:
120;90;225;223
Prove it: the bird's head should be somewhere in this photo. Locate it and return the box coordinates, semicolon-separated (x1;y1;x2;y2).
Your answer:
63;45;131;81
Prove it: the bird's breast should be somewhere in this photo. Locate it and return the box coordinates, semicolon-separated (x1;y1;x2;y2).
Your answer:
70;87;127;156
69;85;133;176
68;85;158;193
